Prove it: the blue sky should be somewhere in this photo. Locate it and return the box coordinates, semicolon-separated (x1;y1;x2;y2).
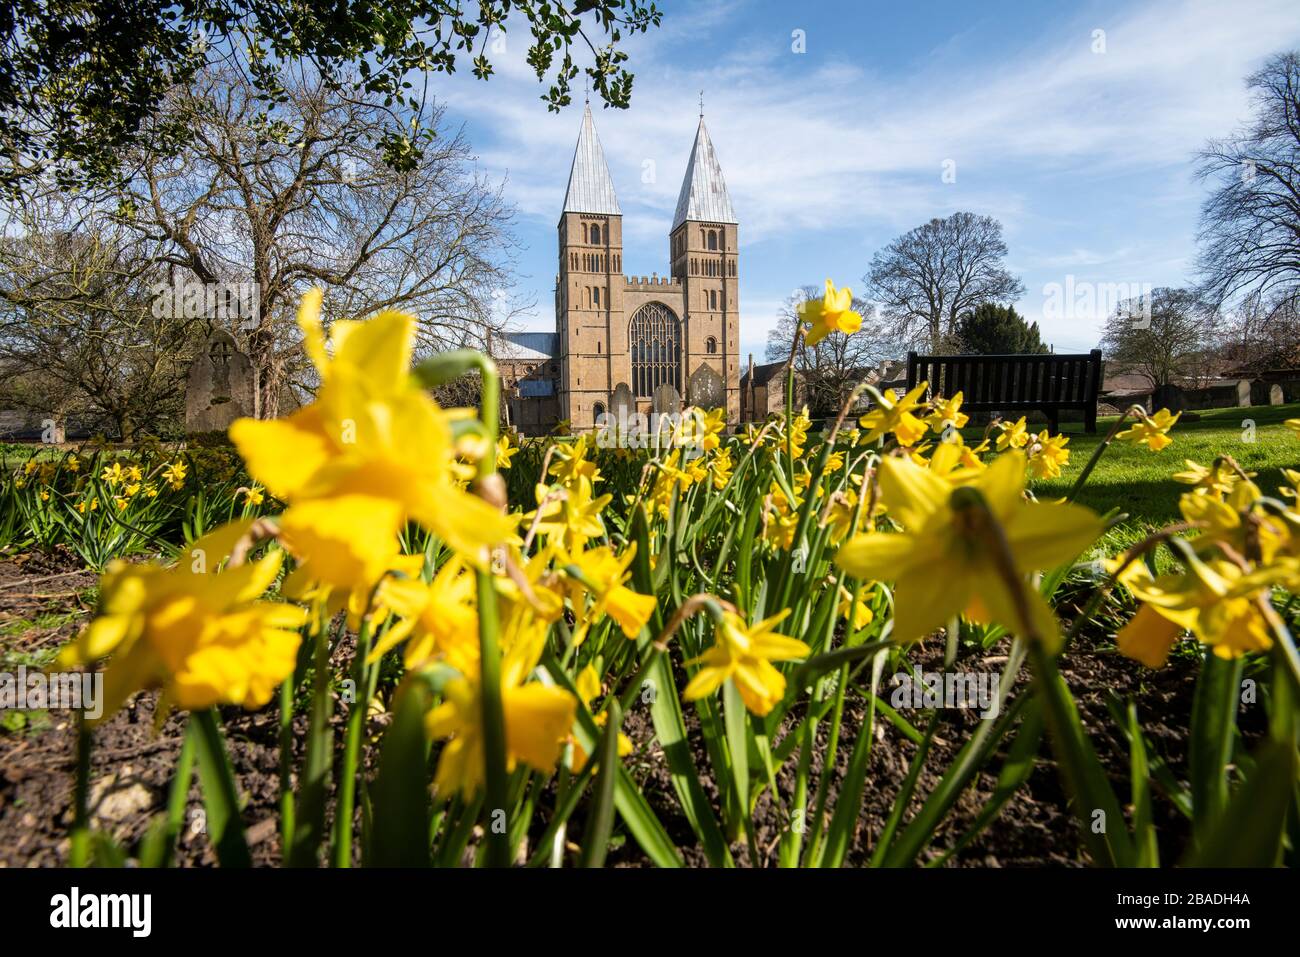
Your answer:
437;0;1300;361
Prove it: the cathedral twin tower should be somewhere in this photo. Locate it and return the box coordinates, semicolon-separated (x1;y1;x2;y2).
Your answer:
551;104;741;429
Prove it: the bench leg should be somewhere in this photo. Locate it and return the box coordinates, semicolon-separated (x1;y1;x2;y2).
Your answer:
1084;405;1097;434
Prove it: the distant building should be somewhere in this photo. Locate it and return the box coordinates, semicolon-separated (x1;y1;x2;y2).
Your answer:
493;103;742;434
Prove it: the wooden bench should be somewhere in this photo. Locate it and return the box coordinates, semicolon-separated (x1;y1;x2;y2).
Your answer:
906;349;1104;433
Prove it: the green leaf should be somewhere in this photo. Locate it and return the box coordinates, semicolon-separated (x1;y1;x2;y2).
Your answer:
579;701;622;868
191;709;251;868
367;678;433;867
1186;738;1296;867
1189;651;1243;848
1029;643;1134;867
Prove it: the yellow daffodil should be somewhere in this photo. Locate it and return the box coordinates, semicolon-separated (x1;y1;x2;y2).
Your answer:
230;290;515;580
926;393;969;433
838;583;875;631
368;555;478;668
859;383;929;447
1115;408;1179;451
1285;418;1300;437
1028;431;1070;480
426;611;576;799
762;482;800;551
241;486;265;506
684;608;810;716
525;475;611;553
788;407;813;458
563;543;656;643
1172;459;1241;498
100;461;126;487
1115;557;1288;667
799;280;863;347
994;416;1029;451
835;452;1102;648
162;460;187;490
710;446;734;490
57;520;306;720
65;456;81;473
496;435;518;470
548;434;602;487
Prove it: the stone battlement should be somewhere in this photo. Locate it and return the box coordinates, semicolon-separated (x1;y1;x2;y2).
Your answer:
622;275;682;288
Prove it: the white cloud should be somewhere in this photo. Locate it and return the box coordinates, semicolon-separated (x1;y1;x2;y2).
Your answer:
442;0;1300;346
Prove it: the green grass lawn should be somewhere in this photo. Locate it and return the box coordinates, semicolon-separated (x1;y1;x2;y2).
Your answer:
1021;402;1299;554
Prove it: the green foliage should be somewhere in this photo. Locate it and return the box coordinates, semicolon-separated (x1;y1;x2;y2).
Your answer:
955;303;1049;355
1;1;663;194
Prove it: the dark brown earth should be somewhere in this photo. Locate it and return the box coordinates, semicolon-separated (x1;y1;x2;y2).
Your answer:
0;552;1244;868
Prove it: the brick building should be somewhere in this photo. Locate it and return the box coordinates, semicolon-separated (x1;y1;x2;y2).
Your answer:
497;104;742;434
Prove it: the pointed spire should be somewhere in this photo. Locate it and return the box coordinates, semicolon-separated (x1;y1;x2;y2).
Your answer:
672;116;736;230
562;103;621;216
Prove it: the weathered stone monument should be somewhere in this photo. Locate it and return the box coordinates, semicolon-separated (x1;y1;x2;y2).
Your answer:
1151;382;1187;414
652;381;681;417
185;330;256;433
611;382;635;422
688;363;725;412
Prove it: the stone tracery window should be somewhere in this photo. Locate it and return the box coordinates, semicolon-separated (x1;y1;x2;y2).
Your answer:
629;302;681;398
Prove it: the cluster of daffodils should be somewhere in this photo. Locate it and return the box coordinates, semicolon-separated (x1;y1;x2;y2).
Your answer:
1114;452;1300;667
51;279;1300;870
9;450;191;513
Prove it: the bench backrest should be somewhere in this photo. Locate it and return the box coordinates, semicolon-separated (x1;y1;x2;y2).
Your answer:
906;349;1103;411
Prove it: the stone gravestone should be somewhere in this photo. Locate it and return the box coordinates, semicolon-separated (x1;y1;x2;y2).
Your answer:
652;381;681;417
1236;379;1253;408
1270;383;1285;406
1249;379;1274;407
185;330;256;432
1151;382;1186;414
688;363;724;411
611;382;635;422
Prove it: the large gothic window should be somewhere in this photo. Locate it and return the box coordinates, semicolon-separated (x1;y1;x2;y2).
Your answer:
629;302;681;398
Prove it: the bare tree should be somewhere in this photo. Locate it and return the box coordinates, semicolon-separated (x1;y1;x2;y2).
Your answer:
1215;289;1300;370
117;64;524;417
864;212;1025;352
0;191;196;439
765;286;897;416
1196;52;1300;312
1100;287;1219;389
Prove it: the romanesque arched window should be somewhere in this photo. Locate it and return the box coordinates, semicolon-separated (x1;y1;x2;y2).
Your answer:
629;302;681;398
591;224;601;244
706;336;717;354
708;229;718;250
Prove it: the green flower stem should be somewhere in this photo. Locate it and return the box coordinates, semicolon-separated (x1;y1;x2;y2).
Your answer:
333;616;373;867
468;351;510;868
69;717;92;867
161;723;196;868
1065;407;1138;503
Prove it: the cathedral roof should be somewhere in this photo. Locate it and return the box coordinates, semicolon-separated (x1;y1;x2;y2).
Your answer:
562;104;621;217
494;331;557;361
672;117;737;229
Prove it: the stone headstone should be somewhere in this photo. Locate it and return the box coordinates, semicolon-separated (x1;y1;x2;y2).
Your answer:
688;363;724;411
185;330;256;432
1151;382;1186;414
1270;383;1285;406
1236;379;1253;408
652;381;681;416
611;382;635;420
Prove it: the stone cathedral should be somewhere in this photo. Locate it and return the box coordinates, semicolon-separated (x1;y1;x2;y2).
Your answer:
495;103;741;434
